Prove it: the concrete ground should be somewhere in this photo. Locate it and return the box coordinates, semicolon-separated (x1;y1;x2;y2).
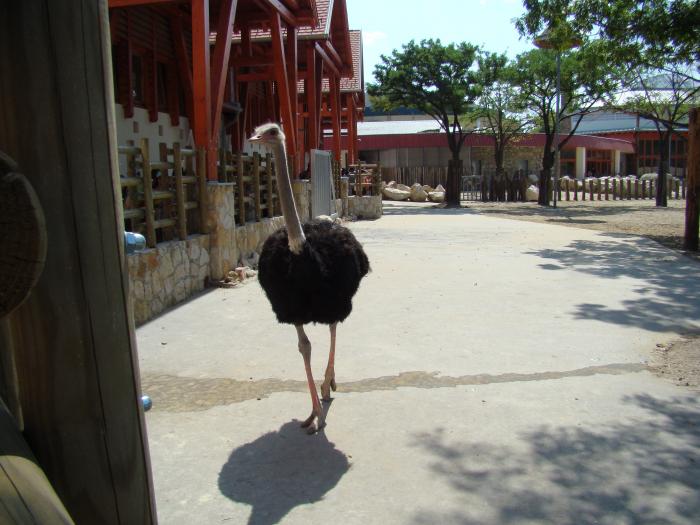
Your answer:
137;201;700;525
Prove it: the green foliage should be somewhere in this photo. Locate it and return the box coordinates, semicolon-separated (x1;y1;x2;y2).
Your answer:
367;39;482;151
517;0;700;70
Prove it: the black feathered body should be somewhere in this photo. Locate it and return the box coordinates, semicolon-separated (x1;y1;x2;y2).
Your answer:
258;220;370;325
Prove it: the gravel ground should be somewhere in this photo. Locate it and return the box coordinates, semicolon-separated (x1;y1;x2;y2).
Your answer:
464;197;700;389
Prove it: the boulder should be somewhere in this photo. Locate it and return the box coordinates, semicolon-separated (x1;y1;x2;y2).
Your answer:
526;184;539;202
422;184;434;193
396;183;411;192
428;184;446;202
382;186;410;201
409;183;428;202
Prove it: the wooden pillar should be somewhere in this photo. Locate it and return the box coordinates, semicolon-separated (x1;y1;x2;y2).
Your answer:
684;108;700;251
285;26;300;172
330;75;341;162
346;94;356;165
269;12;297;173
0;1;156;523
191;0;214;179
210;0;238;147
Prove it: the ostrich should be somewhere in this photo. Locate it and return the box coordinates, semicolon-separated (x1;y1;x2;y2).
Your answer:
249;123;369;433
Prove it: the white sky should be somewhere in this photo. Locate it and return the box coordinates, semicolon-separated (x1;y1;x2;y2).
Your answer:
346;0;536;83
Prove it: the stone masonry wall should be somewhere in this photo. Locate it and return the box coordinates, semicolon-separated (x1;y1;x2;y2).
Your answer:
128;235;210;325
348;195;382;219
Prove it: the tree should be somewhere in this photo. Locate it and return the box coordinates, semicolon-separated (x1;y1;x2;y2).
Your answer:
617;64;700;206
475;54;533;200
517;0;700;72
510;44;620;204
368;39;483;206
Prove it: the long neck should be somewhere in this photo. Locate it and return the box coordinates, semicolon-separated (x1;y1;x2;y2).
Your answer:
273;141;306;254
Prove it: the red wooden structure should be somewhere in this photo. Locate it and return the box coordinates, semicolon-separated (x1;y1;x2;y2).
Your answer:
108;0;363;180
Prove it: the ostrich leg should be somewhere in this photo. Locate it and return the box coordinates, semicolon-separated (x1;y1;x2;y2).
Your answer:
296;325;325;433
321;323;338;401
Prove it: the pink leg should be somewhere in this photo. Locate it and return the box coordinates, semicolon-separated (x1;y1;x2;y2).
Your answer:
296;325;325;433
321;323;338;401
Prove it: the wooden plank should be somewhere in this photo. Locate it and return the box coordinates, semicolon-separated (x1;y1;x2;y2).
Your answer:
0;1;156;522
266;153;274;217
120;176;140;187
684;108;699;251
153;218;177;229
237;153;246;225
253;153;262;221
173;143;187;239
140;139;157;247
169;14;193;125
123;208;145;220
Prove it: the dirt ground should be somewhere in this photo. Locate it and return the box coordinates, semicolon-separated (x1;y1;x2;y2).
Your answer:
462;197;700;389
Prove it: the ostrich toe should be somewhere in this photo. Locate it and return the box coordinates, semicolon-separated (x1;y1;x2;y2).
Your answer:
321;377;337;401
300;409;326;434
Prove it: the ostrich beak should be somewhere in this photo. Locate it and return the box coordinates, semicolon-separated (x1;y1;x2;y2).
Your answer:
248;133;263;143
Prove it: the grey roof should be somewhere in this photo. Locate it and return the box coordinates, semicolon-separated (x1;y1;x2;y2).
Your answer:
357;120;444;136
572;111;688;134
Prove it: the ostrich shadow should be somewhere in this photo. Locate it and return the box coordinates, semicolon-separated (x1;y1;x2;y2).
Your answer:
218;402;349;525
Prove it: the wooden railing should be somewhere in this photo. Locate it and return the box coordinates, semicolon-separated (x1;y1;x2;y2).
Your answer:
557;176;686;202
118;138;206;248
348;163;382;196
218;150;280;224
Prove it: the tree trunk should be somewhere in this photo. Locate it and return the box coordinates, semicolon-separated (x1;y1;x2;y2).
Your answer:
539;148;554;206
656;131;671;207
446;157;462;207
685;108;699;251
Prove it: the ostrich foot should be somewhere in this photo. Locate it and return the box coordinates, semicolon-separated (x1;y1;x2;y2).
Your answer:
320;376;337;401
300;409;326;434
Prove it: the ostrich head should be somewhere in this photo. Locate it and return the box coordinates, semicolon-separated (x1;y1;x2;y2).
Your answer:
248;123;286;146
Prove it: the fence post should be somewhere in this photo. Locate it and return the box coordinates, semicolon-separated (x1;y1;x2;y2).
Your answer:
627;179;632;200
266;153;274;218
253;152;262;221
589;179;594;200
597;179;602;200
197;147;208;234
355;161;362;196
139;138;156;247
173;143;187;239
634;179;639;199
237;154;246;225
605;178;609;200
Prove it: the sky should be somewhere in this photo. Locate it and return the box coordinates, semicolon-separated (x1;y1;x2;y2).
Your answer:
346;0;537;84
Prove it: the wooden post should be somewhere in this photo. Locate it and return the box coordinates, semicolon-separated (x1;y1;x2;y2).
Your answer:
574;180;578;201
635;179;639;199
605;178;609;200
355;162;362;196
253;152;262;221
627;179;632;200
582;179;586;201
642;180;647;199
684;107;699;251
140;139;156;248
589;180;594;200
173;143;187;239
266;153;274;218
0;1;157;521
237;154;246;225
597;180;602;200
612;179;617;200
565;183;570;201
197;147;208;234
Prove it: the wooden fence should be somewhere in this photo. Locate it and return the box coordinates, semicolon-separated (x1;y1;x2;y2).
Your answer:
556;176;686;202
118;138;206;248
218;150;280;224
348;163;383;196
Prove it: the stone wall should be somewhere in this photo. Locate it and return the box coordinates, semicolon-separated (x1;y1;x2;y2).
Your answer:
128;235;210;325
348;195;382;219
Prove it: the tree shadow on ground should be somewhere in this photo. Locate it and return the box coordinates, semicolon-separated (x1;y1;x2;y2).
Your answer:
527;233;700;333
382;203;478;216
411;394;700;525
218;404;349;525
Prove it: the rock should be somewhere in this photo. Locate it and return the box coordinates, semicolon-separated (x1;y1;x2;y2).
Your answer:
526;184;539;201
528;173;539;184
396;183;411;192
422;185;434;193
435;184;446;192
382;186;410;201
428;191;445;202
409;183;428;202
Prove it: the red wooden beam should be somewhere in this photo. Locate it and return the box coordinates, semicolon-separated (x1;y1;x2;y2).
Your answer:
346;94;356;164
230;53;274;67
314;42;340;78
169;14;193;125
330;75;341;161
260;0;297;26
109;0;186;7
269;11;297;170
191;0;214;179
305;42;318;156
320;40;343;73
285;25;300;168
210;0;239;144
